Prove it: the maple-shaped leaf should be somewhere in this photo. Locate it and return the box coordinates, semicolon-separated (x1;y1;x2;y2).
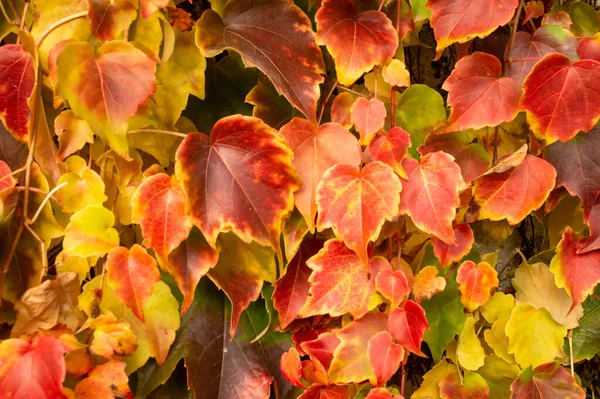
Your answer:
457;260;499;312
350;97;387;146
273;238;323;328
280;118;361;231
300;239;376;318
368;127;412;179
507;24;578;86
88;314;138;359
315;0;398;85
426;0;519;58
432;223;474;268
329;312;389;384
75;359;132;399
388;299;429;356
331;92;354;129
0;44;35;142
299;385;350;399
0;160;15;191
316;162;401;265
0;336;67;398
63;205;119;258
442;52;521;132
54;110;94;162
510;362;585;399
506;304;567;368
140;0;167;18
132;173;192;259
281;347;305;388
58;156;107;213
106;245;161;321
56;40;156;156
457;315;486;371
413;266;446;304
400;152;466;245
440;370;490;399
176;115;300;253
88;0;137;41
368;331;404;386
544;127;600;215
549;227;600;310
473;153;556;225
521;53;600;143
375;259;410;308
196;0;325;122
578;33;600;62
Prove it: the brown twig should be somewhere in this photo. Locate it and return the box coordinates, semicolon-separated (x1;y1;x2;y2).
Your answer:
505;0;525;74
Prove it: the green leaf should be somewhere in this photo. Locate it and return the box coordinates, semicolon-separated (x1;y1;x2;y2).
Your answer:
569;288;600;362
395;84;446;149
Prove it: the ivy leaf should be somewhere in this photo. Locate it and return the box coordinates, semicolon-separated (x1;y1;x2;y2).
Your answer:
578;33;600;61
316;162;401;265
413;266;446;304
388;300;429;356
442;52;521;132
480;292;515;324
75;359;133;399
299;385;349;399
484;319;514;364
88;314;138;359
88;0;137;41
382;59;411;87
57;156;107;213
315;0;398;86
140;0;168;18
281;347;304;388
368;127;412;179
280;118;361;232
176;115;300;254
367;331;404;386
549;227;600;310
330;92;354;129
570;291;600;362
54;110;94;162
273;238;323;328
350;97;387;146
506;304;567;368
400;152;466;245
412;360;452;399
426;0;519;58
365;387;395;399
63;205;119;258
521;53;600;143
246;79;296;129
374;260;410;309
457;260;499;312
395;84;447;144
196;0;325;122
0;44;35;142
478;355;519;399
457;315;485;371
510;362;586;399
432;223;474;268
440;371;489;399
0;336;67;398
56;40;156;157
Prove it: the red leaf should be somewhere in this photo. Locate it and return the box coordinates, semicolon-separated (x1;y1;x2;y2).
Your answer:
0;161;16;191
440;370;490;399
399;152;466;245
578;202;600;253
330;93;354;129
442;52;521;132
374;259;410;308
281;347;305;389
301;359;330;385
456;260;499;312
273;239;323;328
432;223;474;268
316;162;401;265
280;118;361;231
350;97;387;146
298;385;350;399
176;115;301;253
521;53;600;143
365;388;394;399
427;0;519;58
0;44;35;142
88;0;136;41
368;127;412;179
578;33;600;62
510;362;585;399
301;331;341;370
388;300;429;356
315;0;398;85
0;336;67;399
106;245;161;321
367;331;404;386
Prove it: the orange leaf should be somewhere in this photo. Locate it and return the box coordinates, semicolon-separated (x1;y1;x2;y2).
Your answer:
75;359;132;399
368;331;404;386
432;223;474;268
351;97;387;146
88;0;137;41
140;0;168;18
440;370;490;399
298;385;350;399
510;362;585;399
330;92;355;129
374;259;410;308
281;347;305;389
301;331;341;371
412;266;446;303
368;127;412;179
457;260;499;312
388;300;429;356
88;314;138;359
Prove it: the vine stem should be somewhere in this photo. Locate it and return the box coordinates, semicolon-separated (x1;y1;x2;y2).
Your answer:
23;223;46;283
317;80;337;126
127;129;188;138
35;11;88;47
0;166;26;183
15;0;27;45
28;182;67;225
336;85;367;98
505;0;525;74
568;329;574;376
400;363;406;397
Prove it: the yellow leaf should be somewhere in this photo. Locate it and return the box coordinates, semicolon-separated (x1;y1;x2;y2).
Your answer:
63;205;119;258
480;292;515;324
411;360;452;399
478;355;520;399
483;319;515;364
457;315;486;371
58;156;107;213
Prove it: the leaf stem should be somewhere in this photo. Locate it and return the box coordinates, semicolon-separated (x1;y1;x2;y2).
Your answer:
0;166;26;183
336;85;367;98
317;79;337;126
34;11;88;48
568;329;574;376
23;222;46;283
27;181;67;225
378;0;386;12
14;0;27;45
127;129;189;138
505;0;525;74
390;86;395;127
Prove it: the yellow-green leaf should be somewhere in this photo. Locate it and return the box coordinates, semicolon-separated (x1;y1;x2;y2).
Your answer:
457;315;485;371
63;205;119;257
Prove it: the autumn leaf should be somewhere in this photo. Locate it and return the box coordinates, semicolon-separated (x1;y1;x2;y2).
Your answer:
413;266;446;303
510;362;585;399
483;321;515;366
412;360;453;399
521;53;600;143
315;0;398;85
316;162;401;265
168;7;194;32
0;160;15;191
570;290;600;362
54;110;94;162
140;0;168;18
388;300;429;356
368;331;404;386
400;152;466;245
299;385;350;399
280;118;361;231
281;347;304;388
457;315;485;371
246;79;296;129
480;292;514;324
196;0;325;122
374;259;410;308
350;97;387;146
330;92;354;128
75;359;133;399
440;370;490;399
302;331;341;372
368;127;412;179
58;156;107;213
457;260;499;312
88;314;138;359
432;223;474;268
88;0;137;41
382;59;411;87
63;205;119;258
395;84;447;142
176;115;300;254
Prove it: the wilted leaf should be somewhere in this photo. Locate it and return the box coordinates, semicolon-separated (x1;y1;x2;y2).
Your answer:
89;314;138;359
413;266;446;303
388;300;429;356
76;359;132;399
510;362;585;399
54;110;94;162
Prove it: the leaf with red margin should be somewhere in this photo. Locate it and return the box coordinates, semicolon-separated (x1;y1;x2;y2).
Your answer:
368;127;412;179
473;154;556;225
299;385;350;399
280;118;361;232
140;0;168;18
164;227;219;314
510;362;585;399
368;331;404;386
0;161;15;191
196;0;325;122
75;359;133;399
329;312;389;384
440;370;490;399
0;44;35;142
88;0;137;41
432;223;474;268
375;259;410;308
273;238;323;328
176;115;300;253
301;331;341;371
544;126;600;216
315;0;398;85
550;227;600;310
388;300;429;356
507;24;578;87
426;0;518;59
300;240;376;318
331;93;355;129
208;232;276;337
132;173;192;259
281;347;305;388
0;336;67;399
106;245;161;321
521;53;600;143
400;151;466;245
578;33;600;62
350;98;387;146
457;260;499;312
316;162;401;265
441;52;521;132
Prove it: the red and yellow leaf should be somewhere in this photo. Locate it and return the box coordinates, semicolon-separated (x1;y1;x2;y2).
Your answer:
457;260;499;312
330;92;354;129
375;259;410;308
412;266;446;304
368;331;404;386
350;97;387;146
440;370;490;399
368;127;411;179
301;331;341;371
0;160;16;191
523;1;545;25
510;362;585;399
298;385;349;399
75;359;132;399
388;300;429;356
281;347;305;388
88;0;137;41
578;33;600;62
89;314;138;359
140;0;168;18
432;223;474;268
